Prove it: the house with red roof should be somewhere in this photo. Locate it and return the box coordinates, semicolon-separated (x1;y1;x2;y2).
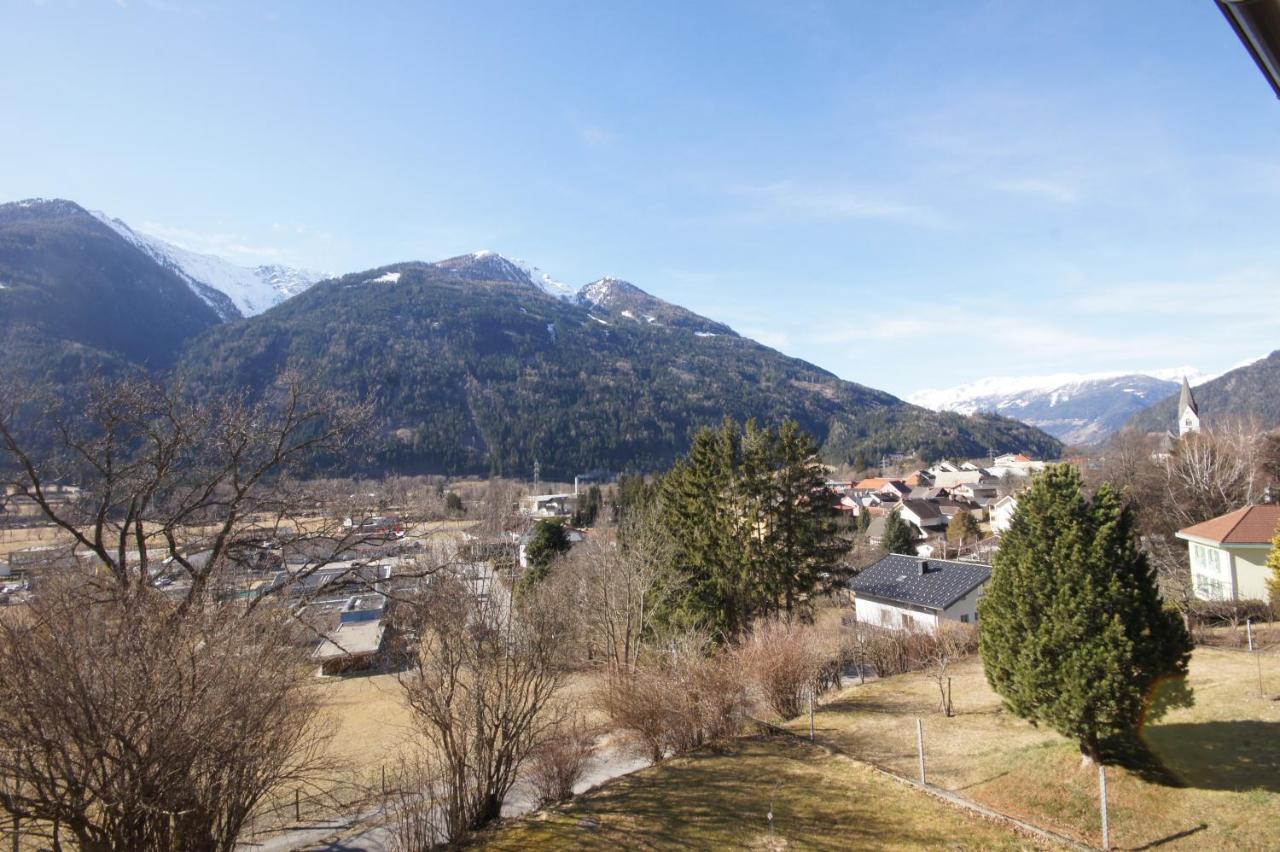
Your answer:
1176;505;1280;602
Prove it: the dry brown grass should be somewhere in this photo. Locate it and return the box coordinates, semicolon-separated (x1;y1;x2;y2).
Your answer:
311;672;417;774
479;734;1044;850
790;646;1280;850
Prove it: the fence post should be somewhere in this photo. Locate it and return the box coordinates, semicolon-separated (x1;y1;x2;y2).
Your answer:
915;718;926;785
1099;763;1110;851
11;816;18;852
382;764;387;796
946;676;953;717
808;686;815;741
295;787;301;822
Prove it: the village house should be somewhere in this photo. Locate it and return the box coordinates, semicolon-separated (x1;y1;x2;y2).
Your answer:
865;513;924;553
1176;504;1280;603
990;495;1020;534
849;554;990;631
520;492;580;518
853;477;911;503
312;593;389;676
897;499;946;532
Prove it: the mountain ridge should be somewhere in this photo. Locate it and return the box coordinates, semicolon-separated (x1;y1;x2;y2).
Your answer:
0;197;1063;476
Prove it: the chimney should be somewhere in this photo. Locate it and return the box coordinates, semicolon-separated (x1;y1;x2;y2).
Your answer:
918;559;929;575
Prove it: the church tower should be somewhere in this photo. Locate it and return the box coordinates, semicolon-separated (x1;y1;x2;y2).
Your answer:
1177;376;1201;437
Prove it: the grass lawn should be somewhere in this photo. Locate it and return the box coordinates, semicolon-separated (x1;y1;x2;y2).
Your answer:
479;734;1044;851
313;672;418;777
788;647;1280;850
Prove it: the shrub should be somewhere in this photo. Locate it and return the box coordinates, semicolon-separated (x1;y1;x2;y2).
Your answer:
737;618;828;720
598;633;747;762
526;718;597;806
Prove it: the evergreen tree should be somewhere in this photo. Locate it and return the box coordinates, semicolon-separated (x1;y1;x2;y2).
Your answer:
1266;522;1280;606
762;420;849;615
519;519;573;595
947;510;980;545
660;420;754;637
444;491;465;514
571;484;602;526
659;418;849;638
854;509;872;535
979;464;1193;764
880;508;916;555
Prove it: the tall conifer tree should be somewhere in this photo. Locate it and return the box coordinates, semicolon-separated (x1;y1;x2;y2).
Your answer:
979;465;1193;763
880;508;916;555
659;419;848;637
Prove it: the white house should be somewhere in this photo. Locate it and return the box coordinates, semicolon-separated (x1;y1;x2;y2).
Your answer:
990;495;1019;534
1176;504;1279;602
849;554;990;632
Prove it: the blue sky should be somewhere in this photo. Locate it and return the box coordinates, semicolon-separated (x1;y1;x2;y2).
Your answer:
3;1;1279;397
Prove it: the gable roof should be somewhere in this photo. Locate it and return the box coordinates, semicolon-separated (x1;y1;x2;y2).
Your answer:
1177;505;1280;545
900;499;943;522
849;554;990;610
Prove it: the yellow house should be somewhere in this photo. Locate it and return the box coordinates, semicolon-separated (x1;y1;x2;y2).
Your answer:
1176;505;1280;603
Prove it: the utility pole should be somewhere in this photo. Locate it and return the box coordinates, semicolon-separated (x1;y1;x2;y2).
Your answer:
532;459;541;493
915;718;926;785
1098;764;1110;851
1249;618;1265;696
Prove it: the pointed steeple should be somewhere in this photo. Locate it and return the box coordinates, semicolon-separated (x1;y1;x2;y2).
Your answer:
1179;376;1198;416
1177;376;1201;437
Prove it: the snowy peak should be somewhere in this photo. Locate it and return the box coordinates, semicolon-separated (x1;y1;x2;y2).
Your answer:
89;211;329;320
431;251;575;300
907;369;1214;446
577;277;644;309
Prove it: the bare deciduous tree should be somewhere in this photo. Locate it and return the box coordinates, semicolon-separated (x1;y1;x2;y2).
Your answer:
0;580;328;851
397;572;570;842
0;374;377;610
1164;422;1266;530
918;623;977;716
546;502;676;673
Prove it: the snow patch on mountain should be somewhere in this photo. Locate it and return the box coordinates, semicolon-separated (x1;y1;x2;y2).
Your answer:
368;271;401;284
909;368;1210;414
90;212;329;320
907;368;1227;446
433;251;575;301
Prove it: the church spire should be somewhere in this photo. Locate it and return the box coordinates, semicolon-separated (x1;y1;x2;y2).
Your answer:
1177;376;1200;437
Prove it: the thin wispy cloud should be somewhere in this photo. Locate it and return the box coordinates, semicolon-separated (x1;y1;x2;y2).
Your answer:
730;180;941;226
994;177;1080;204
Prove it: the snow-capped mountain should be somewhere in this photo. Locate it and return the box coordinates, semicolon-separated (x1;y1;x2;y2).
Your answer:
908;369;1213;446
576;277;735;335
431;251;576;301
90;212;329;320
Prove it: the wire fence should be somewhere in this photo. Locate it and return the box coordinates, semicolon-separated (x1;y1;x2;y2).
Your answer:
0;764;408;851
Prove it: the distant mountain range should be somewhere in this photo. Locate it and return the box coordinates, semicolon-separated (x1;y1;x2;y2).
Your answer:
1124;351;1280;436
0;198;1061;476
909;369;1215;445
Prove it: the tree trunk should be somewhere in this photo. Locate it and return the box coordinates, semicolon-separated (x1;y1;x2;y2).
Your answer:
1079;732;1101;767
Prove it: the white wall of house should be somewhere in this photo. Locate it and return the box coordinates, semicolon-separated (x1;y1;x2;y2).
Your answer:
943;584;984;625
991;497;1018;534
854;584;985;632
855;596;939;632
1185;537;1271;602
